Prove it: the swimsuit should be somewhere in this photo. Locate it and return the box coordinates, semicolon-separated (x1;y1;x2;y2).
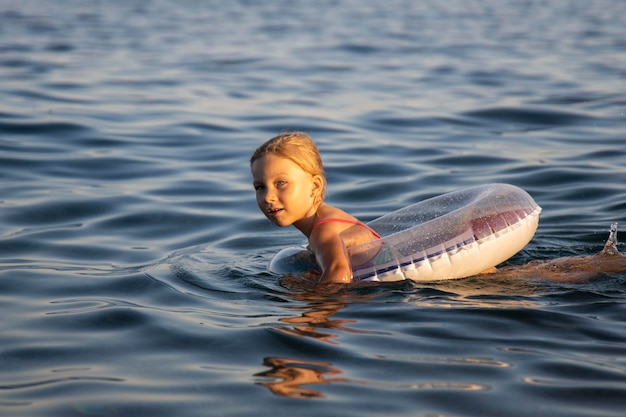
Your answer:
312;218;382;239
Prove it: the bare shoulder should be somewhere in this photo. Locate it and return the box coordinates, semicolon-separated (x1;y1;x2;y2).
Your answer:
315;204;357;223
309;205;351;247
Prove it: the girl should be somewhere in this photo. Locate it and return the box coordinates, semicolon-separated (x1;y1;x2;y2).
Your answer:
250;132;381;284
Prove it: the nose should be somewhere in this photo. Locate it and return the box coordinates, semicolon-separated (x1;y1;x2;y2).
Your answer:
263;187;276;204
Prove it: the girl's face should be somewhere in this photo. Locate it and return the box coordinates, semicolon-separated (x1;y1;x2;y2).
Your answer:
251;154;322;228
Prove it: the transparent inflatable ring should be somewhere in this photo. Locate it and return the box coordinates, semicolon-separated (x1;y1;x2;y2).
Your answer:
269;183;541;282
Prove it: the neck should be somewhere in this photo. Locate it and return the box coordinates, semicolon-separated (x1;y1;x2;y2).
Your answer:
294;203;323;238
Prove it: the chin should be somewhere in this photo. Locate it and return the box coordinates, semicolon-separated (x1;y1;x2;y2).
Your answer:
267;217;291;228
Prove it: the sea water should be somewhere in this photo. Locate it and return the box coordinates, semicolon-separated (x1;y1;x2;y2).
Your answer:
1;1;625;416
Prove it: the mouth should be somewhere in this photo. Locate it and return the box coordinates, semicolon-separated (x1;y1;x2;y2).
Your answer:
266;207;283;218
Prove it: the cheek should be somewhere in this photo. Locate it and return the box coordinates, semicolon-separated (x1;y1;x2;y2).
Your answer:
255;192;264;207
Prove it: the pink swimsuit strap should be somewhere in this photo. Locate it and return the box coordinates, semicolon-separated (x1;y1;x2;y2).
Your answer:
312;218;382;239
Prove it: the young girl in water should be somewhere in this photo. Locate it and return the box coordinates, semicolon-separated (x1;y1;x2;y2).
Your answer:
250;132;381;284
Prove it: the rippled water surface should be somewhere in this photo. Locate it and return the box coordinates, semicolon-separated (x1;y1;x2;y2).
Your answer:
2;1;626;416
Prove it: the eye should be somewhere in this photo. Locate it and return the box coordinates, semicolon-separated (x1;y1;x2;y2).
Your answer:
276;180;287;187
253;184;265;191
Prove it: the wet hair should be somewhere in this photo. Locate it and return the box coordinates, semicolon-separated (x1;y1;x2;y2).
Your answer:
250;132;326;200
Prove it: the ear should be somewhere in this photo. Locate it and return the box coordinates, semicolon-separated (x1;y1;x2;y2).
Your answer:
311;175;324;197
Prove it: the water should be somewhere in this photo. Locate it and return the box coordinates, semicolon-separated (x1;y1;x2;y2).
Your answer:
1;1;625;416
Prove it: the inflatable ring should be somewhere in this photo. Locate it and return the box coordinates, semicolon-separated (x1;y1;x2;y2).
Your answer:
269;183;541;282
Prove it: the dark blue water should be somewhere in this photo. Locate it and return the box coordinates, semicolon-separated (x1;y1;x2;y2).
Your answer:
2;1;625;416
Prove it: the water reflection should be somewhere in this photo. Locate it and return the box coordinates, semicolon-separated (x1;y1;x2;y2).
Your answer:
255;357;344;399
256;285;375;398
274;301;355;344
409;275;543;309
257;281;521;399
273;278;385;343
255;355;493;399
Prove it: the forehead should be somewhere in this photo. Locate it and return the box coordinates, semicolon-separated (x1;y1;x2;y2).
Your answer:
251;154;308;179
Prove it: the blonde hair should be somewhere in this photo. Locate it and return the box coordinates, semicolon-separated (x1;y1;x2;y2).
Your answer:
250;132;326;202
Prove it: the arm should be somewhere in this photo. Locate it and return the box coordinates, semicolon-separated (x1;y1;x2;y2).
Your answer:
309;228;352;284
